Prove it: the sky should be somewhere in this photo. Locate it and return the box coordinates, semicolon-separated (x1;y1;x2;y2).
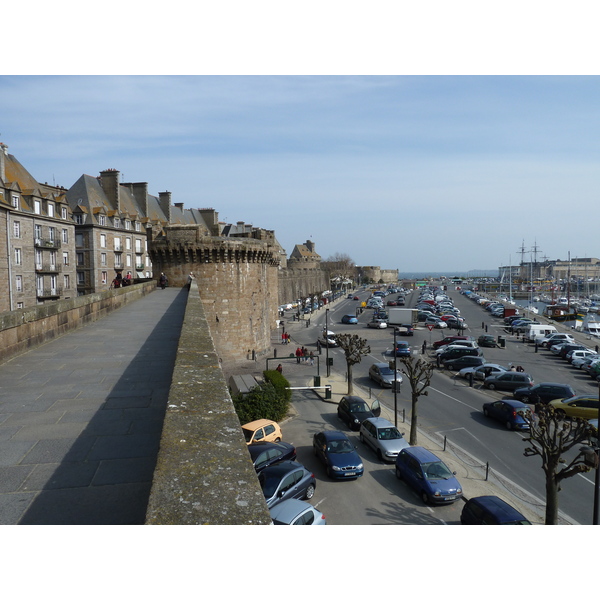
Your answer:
4;74;600;274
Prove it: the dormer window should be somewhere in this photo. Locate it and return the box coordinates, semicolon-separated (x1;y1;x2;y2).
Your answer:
34;200;41;214
125;220;131;230
114;218;121;228
47;202;55;217
74;214;84;225
61;206;67;219
99;215;106;226
12;195;19;209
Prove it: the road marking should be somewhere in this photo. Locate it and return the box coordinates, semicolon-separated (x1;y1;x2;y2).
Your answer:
313;498;327;508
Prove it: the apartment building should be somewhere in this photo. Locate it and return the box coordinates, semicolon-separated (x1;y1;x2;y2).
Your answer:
0;143;77;311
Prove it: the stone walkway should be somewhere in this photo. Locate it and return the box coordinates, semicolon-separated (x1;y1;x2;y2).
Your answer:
0;287;187;524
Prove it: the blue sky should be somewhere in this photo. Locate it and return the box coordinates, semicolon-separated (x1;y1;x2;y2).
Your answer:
2;3;600;274
3;75;599;273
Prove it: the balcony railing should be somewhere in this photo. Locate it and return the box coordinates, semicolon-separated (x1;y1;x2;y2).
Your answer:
37;286;63;298
35;238;62;249
35;263;62;273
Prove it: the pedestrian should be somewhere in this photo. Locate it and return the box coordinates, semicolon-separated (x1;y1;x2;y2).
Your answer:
510;364;516;371
316;338;321;353
159;273;167;290
295;347;301;364
516;365;524;372
187;272;195;289
422;340;427;355
301;346;307;363
276;363;283;374
281;331;286;344
309;351;314;366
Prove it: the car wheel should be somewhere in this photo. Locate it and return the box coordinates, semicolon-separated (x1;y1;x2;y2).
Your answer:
274;437;281;442
395;467;403;480
326;467;333;479
421;491;429;505
359;433;365;443
506;421;513;431
488;383;496;390
377;449;384;461
304;484;315;500
483;408;490;417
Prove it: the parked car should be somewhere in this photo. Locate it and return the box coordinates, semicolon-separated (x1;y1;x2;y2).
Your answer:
395;446;463;505
369;362;403;388
566;349;595;364
477;334;497;348
435;341;478;355
337;395;376;430
460;496;531;525
443;355;486;370
513;382;576;404
458;363;507;381
432;335;472;350
312;430;364;479
270;498;326;525
558;344;588;359
483;372;533;391
541;333;574;348
548;395;600;419
241;419;282;445
247;440;296;472
359;417;410;462
258;461;316;508
482;399;532;430
341;314;358;325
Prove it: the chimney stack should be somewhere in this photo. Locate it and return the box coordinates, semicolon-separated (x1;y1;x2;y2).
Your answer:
159;191;172;223
0;143;8;181
99;169;121;212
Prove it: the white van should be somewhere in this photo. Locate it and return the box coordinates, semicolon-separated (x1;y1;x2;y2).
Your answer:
528;324;558;343
321;329;338;347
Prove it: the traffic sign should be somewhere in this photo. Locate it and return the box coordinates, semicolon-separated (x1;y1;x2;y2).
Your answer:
426;324;434;331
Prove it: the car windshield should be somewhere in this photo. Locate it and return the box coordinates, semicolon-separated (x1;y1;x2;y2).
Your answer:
258;471;282;498
327;439;354;453
350;403;368;413
422;461;453;480
379;366;394;375
377;427;402;440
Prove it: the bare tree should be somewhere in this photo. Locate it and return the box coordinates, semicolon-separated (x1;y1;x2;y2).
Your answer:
334;333;370;395
399;354;434;446
523;404;596;525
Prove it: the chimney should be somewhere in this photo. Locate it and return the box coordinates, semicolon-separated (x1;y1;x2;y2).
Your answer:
0;142;8;181
99;169;121;212
129;182;149;217
159;191;172;223
305;240;315;253
174;202;184;210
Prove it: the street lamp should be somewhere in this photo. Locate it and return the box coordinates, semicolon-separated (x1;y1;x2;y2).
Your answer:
393;326;398;427
325;308;330;377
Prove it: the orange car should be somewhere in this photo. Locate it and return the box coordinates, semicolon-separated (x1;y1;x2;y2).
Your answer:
242;419;282;445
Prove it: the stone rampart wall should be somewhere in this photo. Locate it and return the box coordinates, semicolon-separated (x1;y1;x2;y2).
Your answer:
278;267;329;305
0;281;156;365
145;279;272;524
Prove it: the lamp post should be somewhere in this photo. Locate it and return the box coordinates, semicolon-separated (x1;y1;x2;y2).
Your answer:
325;308;330;377
594;380;600;525
393;326;398;427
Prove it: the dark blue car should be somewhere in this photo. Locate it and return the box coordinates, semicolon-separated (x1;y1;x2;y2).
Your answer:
482;399;532;431
247;441;297;472
312;430;364;479
394;341;411;357
395;446;463;505
461;495;531;525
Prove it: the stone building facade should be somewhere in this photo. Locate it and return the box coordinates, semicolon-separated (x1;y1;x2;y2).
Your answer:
0;143;77;311
357;265;399;285
149;224;281;362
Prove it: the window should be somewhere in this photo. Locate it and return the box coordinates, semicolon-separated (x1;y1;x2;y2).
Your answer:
135;221;141;232
100;233;107;248
13;221;20;238
63;251;69;265
14;248;22;265
74;214;84;225
101;253;107;266
77;271;85;285
16;302;23;309
125;220;130;230
63;274;70;289
135;239;142;252
37;275;43;293
101;271;108;284
50;275;57;293
49;227;56;242
99;215;106;226
125;237;131;250
49;251;56;268
114;237;121;251
77;252;84;266
75;233;84;247
47;202;55;217
16;275;23;292
34;200;41;214
126;254;132;267
62;229;68;243
61;206;68;219
114;254;122;268
36;249;42;268
12;195;19;209
114;218;120;228
34;224;42;241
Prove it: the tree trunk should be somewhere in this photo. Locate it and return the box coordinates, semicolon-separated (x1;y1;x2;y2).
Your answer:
347;363;353;394
545;469;560;525
409;392;418;445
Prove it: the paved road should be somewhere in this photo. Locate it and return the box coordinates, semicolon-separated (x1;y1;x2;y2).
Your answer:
0;287;186;524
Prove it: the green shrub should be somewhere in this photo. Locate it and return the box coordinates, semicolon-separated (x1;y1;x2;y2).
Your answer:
232;378;290;424
263;369;292;404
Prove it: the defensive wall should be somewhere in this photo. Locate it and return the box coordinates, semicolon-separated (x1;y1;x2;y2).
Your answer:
278;265;329;305
144;278;271;524
0;280;156;365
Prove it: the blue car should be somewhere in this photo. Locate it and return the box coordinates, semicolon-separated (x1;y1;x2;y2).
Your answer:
482;399;532;431
312;430;364;479
341;314;359;325
395;446;463;505
394;341;411;357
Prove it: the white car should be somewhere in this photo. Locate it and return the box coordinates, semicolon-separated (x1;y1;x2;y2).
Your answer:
269;499;326;525
458;364;508;381
367;319;388;329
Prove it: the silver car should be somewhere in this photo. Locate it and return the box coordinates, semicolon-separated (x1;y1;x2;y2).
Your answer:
269;499;326;525
369;362;403;388
359;417;409;462
458;363;508;381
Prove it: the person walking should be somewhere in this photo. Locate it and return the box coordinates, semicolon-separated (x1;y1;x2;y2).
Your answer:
309;351;314;366
276;363;283;374
159;273;167;290
295;347;302;364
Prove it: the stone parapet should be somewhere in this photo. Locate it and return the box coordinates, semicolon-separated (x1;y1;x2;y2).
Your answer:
0;281;156;365
145;279;271;525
